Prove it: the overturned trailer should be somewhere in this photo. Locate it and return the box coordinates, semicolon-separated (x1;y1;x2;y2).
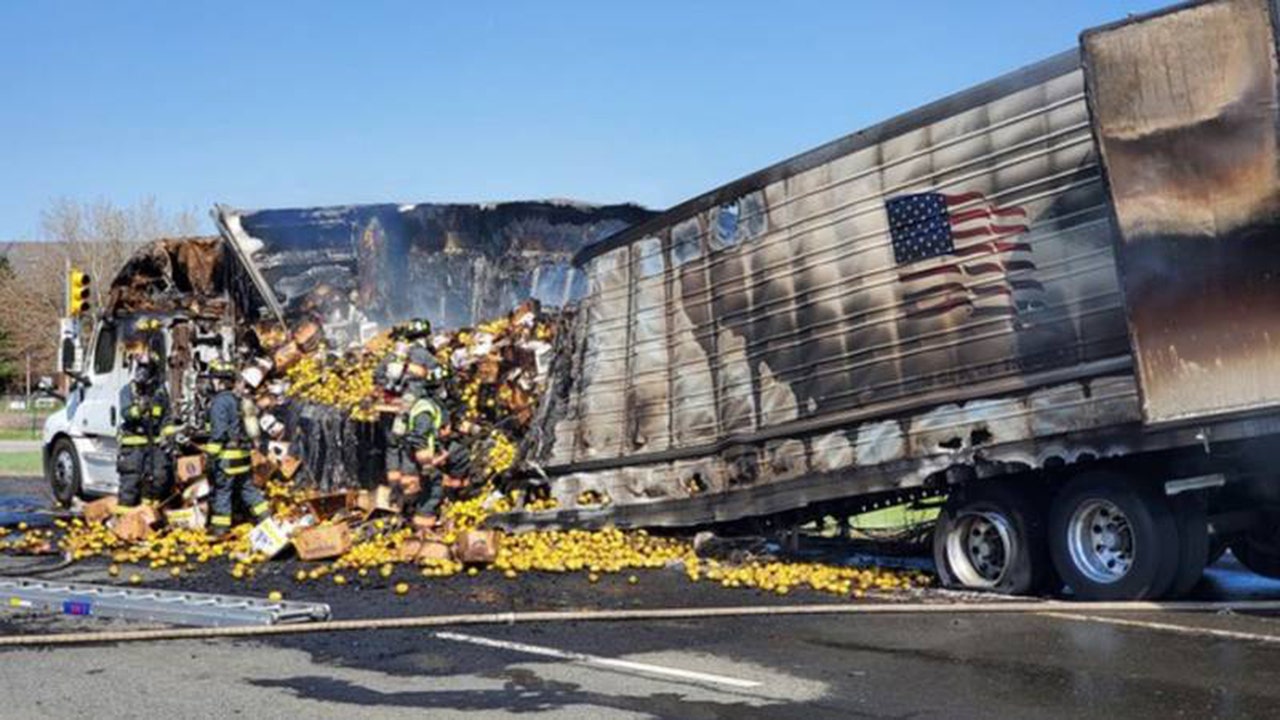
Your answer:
507;0;1280;600
43;201;654;502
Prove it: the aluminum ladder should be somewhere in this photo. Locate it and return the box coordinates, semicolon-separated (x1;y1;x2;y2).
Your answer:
0;577;331;627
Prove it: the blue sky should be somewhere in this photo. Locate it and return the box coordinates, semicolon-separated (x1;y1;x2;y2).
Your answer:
0;0;1169;239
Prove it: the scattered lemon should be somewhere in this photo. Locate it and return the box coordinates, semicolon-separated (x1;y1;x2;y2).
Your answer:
267;591;284;602
394;582;409;595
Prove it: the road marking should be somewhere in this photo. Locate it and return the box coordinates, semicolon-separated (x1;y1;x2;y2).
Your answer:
1041;611;1280;645
433;631;762;689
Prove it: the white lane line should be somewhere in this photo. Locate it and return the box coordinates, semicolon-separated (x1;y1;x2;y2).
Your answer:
1040;611;1280;645
433;631;762;689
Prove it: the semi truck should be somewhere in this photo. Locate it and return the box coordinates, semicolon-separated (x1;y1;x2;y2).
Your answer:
507;0;1280;601
43;0;1280;601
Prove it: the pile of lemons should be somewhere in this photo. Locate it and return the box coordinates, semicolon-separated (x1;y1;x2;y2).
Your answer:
484;431;517;477
698;558;930;597
45;490;929;601
284;347;384;422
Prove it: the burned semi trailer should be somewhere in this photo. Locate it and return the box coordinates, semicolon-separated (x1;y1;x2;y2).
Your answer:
214;200;655;490
216;200;654;337
512;0;1280;600
45;202;654;501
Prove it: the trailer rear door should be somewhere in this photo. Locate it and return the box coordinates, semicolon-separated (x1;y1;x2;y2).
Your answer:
1083;0;1280;423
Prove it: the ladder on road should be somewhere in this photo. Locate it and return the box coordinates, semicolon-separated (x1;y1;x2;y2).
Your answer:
0;577;331;627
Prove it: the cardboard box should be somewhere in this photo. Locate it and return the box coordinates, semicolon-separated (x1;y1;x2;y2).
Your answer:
272;341;301;371
279;455;302;480
254;323;288;351
112;505;159;543
356;485;400;515
176;455;206;483
83;496;118;524
305;491;351;520
293;523;351;561
293;321;322;351
418;541;453;563
395;474;421;497
248;517;292;558
396;539;452;563
165;504;207;531
251;450;275;485
396;538;424;562
453;529;500;564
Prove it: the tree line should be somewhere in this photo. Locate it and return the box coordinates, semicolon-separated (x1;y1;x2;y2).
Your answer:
0;198;203;394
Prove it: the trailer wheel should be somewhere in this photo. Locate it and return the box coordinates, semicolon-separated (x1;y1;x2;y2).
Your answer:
1167;494;1209;598
1049;472;1179;600
48;437;82;508
933;483;1051;595
1229;527;1280;579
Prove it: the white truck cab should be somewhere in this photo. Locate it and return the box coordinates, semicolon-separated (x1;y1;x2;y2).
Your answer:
42;319;131;504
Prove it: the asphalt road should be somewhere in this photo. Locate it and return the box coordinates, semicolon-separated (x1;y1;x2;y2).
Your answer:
3;475;1280;718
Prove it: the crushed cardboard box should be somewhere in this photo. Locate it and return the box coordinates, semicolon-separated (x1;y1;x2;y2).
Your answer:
83;496;118;524
165;504;208;531
248;517;293;558
176;454;205;483
293;523;351;561
113;505;159;543
453;529;500;564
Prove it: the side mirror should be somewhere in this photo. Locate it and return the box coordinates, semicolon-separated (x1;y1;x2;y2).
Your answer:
60;337;76;374
36;376;66;402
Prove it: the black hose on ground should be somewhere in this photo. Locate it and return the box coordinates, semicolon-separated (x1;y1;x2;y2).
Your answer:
0;553;75;577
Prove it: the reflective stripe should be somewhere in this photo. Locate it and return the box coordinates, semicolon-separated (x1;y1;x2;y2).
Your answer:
151;406;163;417
409;399;442;429
120;436;150;447
224;465;251;476
251;502;270;516
220;449;251;460
127;407;142;419
203;443;223;455
161;425;179;437
210;515;232;527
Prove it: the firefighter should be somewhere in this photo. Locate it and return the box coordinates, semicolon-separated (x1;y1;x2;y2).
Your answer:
115;320;177;515
403;392;450;528
204;360;270;534
378;321;444;488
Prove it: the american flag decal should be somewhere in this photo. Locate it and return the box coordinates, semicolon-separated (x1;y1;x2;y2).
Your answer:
886;191;1043;319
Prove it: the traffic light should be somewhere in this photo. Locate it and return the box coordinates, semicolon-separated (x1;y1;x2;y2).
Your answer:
68;269;92;316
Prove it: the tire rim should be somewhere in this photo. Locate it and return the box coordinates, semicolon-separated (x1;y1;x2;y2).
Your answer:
945;510;1015;588
52;448;75;498
1067;499;1133;584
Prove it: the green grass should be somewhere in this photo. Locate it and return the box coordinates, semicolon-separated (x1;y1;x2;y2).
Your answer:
0;428;41;441
0;450;43;477
849;502;941;530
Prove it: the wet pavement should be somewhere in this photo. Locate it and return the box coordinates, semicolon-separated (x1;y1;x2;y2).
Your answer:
3;476;1280;718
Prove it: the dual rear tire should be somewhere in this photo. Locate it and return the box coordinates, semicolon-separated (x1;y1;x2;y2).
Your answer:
933;472;1210;600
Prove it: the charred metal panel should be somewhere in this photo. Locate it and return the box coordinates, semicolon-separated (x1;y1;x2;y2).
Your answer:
529;50;1134;522
628;236;672;454
576;247;629;460
107;237;229;317
1083;0;1280;423
216;201;653;331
